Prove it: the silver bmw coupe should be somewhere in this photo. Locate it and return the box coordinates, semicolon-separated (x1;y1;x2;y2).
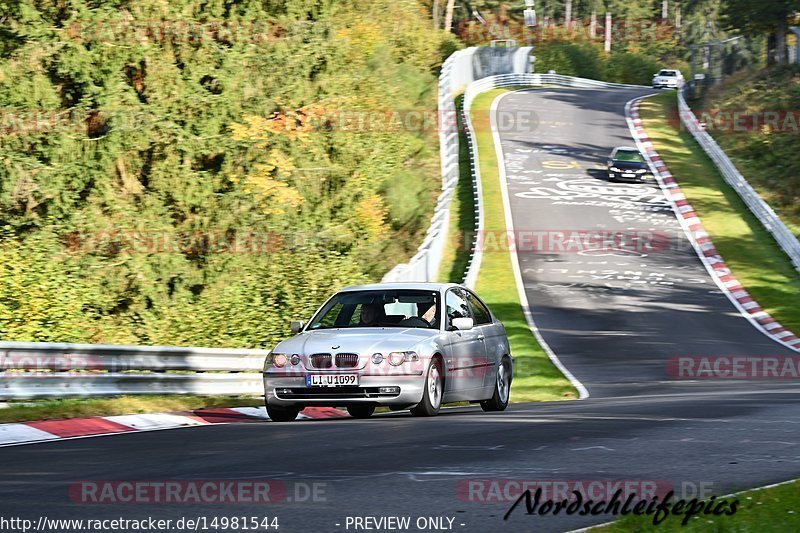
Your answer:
262;283;513;421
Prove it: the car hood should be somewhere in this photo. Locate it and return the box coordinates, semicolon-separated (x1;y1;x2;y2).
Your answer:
273;327;439;355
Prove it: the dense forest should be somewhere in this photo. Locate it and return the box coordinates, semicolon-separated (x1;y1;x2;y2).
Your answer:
0;0;457;346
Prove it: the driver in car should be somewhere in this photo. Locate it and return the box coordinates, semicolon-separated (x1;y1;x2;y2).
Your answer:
359;302;383;326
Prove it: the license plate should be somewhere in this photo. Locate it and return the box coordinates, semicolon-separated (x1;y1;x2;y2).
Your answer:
622;173;635;178
306;374;359;387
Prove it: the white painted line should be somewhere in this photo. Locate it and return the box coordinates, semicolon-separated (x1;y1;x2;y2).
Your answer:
0;424;59;445
490;89;590;400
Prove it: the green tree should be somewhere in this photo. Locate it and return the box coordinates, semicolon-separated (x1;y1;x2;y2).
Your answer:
721;0;799;64
0;0;455;346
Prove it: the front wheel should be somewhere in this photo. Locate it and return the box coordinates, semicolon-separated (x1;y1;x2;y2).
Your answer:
266;404;301;422
347;405;376;419
481;358;511;412
410;359;443;417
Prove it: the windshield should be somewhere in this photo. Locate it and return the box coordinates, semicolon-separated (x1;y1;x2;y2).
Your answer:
658;70;677;77
613;150;645;163
308;289;441;330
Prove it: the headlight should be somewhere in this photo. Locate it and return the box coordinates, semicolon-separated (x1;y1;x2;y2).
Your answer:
388;351;419;366
635;168;647;173
266;353;288;368
610;167;622;172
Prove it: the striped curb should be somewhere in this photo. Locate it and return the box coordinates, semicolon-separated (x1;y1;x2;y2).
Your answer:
626;97;800;352
0;406;347;448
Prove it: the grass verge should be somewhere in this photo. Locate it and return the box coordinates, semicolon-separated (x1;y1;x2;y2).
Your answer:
640;92;800;333
700;66;800;237
469;89;577;402
596;479;800;531
0;395;263;424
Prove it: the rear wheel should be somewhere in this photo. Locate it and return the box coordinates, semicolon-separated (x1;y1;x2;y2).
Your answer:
346;405;376;419
481;358;511;412
266;404;301;422
411;359;443;417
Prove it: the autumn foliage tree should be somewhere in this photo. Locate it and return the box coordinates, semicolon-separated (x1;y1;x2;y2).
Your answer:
0;0;457;347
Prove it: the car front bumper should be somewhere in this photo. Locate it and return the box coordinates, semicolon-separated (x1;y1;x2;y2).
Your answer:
264;371;426;407
608;170;649;181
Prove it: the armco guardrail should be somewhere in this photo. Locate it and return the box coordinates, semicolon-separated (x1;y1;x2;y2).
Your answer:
0;342;267;399
677;90;800;273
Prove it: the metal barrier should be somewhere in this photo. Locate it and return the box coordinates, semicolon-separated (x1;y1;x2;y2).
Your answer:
677;90;800;273
0;342;266;399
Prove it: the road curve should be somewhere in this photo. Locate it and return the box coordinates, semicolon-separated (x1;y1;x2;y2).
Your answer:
2;88;800;533
496;87;798;398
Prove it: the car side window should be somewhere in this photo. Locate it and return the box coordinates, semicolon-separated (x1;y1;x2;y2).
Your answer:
465;291;492;325
445;289;470;329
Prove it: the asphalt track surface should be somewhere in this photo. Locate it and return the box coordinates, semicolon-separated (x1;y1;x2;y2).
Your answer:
2;88;800;533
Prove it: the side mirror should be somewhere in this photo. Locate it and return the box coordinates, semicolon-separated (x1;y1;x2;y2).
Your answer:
452;317;474;331
290;321;305;334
